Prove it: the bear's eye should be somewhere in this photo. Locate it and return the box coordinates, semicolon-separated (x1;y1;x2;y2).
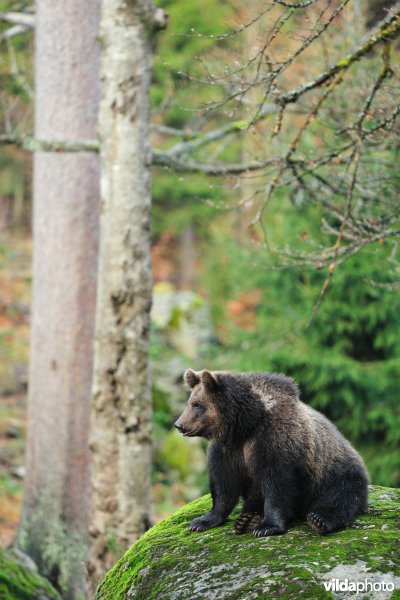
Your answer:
192;402;204;411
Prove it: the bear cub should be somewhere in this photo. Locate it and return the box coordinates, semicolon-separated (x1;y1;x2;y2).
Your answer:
175;369;369;537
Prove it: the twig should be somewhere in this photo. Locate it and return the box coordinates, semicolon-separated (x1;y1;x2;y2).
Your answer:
307;144;361;327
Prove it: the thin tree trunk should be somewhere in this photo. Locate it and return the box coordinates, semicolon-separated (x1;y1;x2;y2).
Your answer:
19;0;100;595
88;0;166;585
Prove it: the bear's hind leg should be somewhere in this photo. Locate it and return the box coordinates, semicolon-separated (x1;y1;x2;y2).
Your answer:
307;474;368;534
234;488;263;534
306;511;333;534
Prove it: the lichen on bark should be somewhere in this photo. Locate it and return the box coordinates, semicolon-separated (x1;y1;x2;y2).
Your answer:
94;485;400;599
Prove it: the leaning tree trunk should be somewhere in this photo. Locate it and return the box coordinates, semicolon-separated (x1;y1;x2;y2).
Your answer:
19;0;100;596
88;0;167;585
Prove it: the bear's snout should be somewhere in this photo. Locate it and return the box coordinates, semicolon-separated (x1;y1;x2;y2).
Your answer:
174;420;186;434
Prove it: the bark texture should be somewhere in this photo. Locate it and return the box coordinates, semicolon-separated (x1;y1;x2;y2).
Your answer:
88;0;166;584
19;0;100;587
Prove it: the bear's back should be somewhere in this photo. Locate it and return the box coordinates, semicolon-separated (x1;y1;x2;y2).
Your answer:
302;403;368;474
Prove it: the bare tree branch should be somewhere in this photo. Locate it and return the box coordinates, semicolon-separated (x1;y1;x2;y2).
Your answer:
274;0;317;7
152;150;280;175
0;11;34;40
0;24;30;42
153;7;400;161
278;8;400;106
0;8;398;162
166;104;277;157
0;134;99;152
0;12;35;28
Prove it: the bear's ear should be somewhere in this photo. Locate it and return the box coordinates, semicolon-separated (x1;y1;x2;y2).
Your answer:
184;368;201;389
201;370;219;393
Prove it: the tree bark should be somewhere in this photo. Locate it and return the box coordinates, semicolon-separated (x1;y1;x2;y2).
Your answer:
88;0;166;585
19;0;100;593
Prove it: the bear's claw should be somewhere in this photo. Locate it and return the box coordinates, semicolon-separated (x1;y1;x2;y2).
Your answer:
189;524;204;532
252;525;286;537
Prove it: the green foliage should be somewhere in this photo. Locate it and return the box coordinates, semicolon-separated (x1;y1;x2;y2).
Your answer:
0;0;398;553
152;383;173;429
153;0;233;121
152;376;208;510
199;206;400;487
0;471;23;495
161;430;191;480
18;490;88;600
149;1;400;493
105;528;126;561
0;1;33;108
151;0;234;239
152;173;223;236
0;3;33;213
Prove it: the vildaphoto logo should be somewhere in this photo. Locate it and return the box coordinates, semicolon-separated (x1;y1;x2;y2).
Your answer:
323;578;395;593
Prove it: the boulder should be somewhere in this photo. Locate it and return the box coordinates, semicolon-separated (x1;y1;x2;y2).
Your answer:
0;547;60;599
94;486;400;599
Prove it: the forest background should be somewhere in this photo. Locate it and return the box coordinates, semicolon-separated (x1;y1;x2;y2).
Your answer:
0;0;399;587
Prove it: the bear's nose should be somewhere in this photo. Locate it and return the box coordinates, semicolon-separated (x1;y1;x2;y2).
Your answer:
174;421;185;434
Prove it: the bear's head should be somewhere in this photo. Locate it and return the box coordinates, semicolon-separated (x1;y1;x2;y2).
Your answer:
174;369;220;440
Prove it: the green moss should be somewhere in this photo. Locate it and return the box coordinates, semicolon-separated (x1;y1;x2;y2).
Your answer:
95;486;400;599
336;57;350;69
0;548;60;600
232;120;249;130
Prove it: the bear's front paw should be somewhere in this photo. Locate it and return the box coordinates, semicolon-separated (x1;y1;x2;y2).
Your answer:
252;525;286;538
189;514;221;532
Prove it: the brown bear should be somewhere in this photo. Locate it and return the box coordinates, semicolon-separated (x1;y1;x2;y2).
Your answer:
175;369;369;537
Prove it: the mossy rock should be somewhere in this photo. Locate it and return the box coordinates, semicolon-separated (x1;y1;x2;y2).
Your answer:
0;547;60;599
94;485;400;599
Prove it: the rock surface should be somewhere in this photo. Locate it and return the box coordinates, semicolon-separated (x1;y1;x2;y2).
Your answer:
0;547;60;599
94;485;400;599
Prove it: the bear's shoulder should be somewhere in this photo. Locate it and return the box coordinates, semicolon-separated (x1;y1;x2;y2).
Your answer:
216;371;299;399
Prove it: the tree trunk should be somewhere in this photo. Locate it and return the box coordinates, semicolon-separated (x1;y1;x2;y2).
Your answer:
19;0;100;595
88;0;166;585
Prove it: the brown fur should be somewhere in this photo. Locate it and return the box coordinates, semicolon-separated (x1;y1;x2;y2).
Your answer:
175;368;369;537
